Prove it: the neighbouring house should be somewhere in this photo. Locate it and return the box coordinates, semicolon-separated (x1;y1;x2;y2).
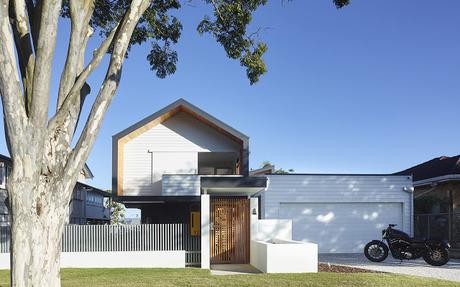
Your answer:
0;154;110;225
396;155;460;257
112;99;413;270
69;181;111;225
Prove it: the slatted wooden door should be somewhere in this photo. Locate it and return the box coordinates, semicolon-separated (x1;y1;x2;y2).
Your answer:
210;197;250;264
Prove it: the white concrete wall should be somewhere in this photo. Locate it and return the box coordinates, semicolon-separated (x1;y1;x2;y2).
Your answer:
250;239;318;273
0;251;185;269
201;194;210;269
254;219;292;241
250;197;292;241
122;112;241;196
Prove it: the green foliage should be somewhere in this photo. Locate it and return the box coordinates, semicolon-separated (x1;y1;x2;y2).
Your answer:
260;161;294;174
197;0;268;84
273;168;294;174
105;190;126;225
62;0;182;79
147;42;178;78
334;0;351;8
61;0;350;84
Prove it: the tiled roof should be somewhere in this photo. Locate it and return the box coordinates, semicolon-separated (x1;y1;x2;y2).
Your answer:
395;155;460;182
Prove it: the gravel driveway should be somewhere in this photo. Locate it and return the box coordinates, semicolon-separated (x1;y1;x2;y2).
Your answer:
319;253;460;282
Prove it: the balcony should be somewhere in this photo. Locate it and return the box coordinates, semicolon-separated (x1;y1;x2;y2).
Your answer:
198;152;238;175
86;204;110;221
162;174;267;197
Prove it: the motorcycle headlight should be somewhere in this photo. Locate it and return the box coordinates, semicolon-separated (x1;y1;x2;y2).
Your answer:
445;241;451;249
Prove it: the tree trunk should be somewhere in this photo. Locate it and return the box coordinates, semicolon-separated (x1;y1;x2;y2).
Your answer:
8;178;71;287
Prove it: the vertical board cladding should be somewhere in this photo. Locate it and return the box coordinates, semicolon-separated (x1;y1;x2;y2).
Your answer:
262;174;413;236
210;198;250;264
122;112;241;196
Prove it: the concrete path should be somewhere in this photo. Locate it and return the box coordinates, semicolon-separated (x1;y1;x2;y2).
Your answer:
210;264;261;275
320;253;460;282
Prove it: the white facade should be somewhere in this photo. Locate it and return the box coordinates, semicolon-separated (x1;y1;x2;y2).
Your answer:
122;112;241;196
261;174;413;253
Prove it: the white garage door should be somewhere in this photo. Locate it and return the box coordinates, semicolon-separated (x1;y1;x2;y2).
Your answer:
279;202;403;253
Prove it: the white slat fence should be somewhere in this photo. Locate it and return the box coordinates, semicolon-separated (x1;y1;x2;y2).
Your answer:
0;224;200;266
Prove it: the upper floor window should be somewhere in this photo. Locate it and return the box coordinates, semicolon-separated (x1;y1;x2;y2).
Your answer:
86;192;103;205
198;152;237;175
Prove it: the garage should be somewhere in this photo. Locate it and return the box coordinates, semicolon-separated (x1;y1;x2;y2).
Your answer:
260;174;413;253
279;202;403;253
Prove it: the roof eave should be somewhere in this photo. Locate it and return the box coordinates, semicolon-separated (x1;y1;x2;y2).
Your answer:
413;174;460;187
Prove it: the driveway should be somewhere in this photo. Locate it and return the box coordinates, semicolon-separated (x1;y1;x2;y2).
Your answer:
320;253;460;282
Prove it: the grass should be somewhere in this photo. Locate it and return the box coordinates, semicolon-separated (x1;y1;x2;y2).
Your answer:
0;268;458;287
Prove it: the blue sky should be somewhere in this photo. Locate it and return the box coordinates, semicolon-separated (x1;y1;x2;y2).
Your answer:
1;0;460;193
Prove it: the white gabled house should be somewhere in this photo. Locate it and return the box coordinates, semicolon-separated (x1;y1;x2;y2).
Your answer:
112;99;413;272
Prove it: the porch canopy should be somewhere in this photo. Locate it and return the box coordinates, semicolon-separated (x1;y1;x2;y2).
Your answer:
200;176;267;196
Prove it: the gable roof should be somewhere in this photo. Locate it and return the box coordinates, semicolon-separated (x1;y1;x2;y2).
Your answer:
249;165;275;176
112;98;249;148
395;155;460;182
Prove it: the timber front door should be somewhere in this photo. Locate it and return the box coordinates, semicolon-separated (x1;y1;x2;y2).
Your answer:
210;197;250;264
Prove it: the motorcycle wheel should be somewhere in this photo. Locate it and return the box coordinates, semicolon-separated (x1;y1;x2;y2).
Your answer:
364;241;388;262
423;246;449;266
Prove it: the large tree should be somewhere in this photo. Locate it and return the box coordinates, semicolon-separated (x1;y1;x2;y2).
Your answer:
0;0;349;285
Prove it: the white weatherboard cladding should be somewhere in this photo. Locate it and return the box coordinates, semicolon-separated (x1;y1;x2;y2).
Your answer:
162;175;200;196
154;152;197;178
262;174;413;253
122;112;240;196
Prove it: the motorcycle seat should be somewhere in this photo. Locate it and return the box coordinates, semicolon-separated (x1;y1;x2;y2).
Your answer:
411;238;426;243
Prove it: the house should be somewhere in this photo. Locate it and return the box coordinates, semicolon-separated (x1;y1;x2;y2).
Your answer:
396;155;460;257
0;154;110;225
113;99;413;270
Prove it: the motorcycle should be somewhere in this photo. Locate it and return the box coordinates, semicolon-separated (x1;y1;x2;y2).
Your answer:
364;224;450;266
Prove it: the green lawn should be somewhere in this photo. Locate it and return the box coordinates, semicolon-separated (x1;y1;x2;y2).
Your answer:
0;268;458;287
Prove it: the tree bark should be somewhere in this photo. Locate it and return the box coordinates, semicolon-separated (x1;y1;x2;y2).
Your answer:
8;174;72;287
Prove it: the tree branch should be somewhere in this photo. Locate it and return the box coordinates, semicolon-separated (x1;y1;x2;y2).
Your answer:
0;0;28;157
57;0;94;110
10;0;35;115
64;0;151;185
47;23;118;135
29;0;61;126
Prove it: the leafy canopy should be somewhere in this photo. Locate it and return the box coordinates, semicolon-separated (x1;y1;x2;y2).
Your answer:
62;0;350;84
